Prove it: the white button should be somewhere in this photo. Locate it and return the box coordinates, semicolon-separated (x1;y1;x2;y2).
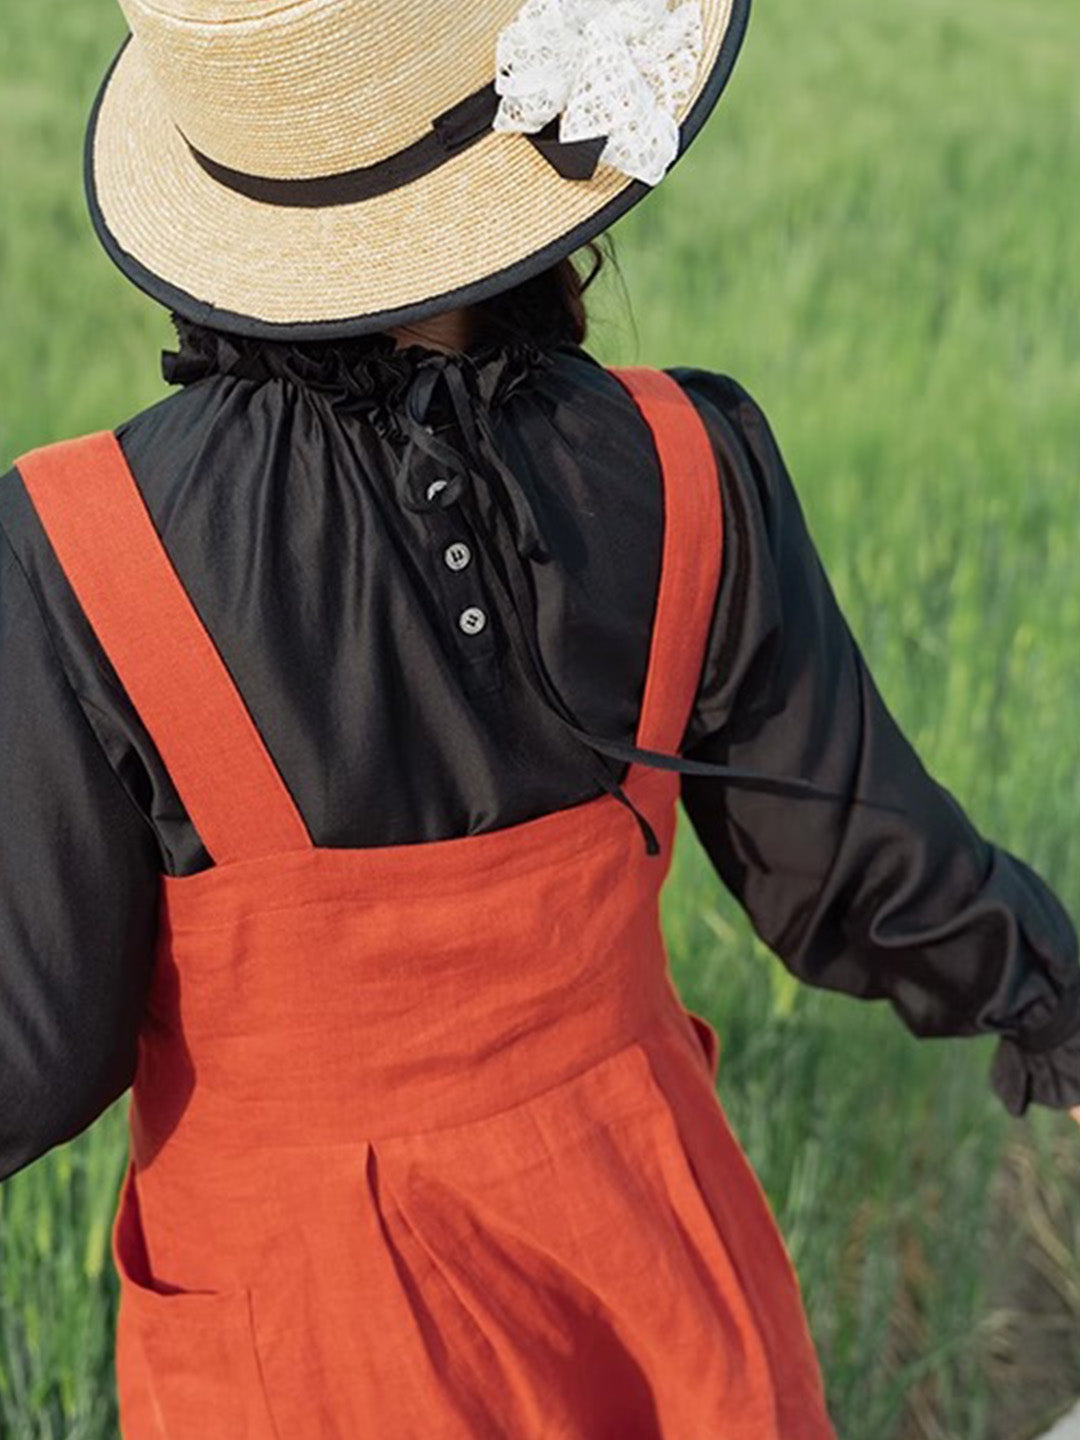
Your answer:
444;541;471;572
458;606;487;635
426;478;449;502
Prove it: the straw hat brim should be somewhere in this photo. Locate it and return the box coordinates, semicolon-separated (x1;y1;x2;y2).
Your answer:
86;1;750;341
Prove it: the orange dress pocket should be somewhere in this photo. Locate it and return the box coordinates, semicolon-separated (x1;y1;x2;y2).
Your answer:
369;1038;796;1437
110;1160;279;1440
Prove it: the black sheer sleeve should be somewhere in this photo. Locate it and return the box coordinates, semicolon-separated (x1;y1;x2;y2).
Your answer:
0;481;161;1183
673;372;1080;1119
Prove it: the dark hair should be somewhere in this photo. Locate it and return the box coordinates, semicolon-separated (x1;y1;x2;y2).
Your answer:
376;233;619;357
469;235;613;350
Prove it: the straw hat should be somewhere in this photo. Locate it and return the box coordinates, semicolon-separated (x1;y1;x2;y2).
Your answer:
86;0;751;341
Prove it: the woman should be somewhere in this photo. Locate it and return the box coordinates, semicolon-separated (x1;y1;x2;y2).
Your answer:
2;0;1079;1435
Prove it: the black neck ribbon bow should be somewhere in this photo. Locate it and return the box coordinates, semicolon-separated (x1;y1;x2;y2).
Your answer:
390;352;906;859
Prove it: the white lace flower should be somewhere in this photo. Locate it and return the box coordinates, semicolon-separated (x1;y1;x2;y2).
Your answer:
492;0;704;186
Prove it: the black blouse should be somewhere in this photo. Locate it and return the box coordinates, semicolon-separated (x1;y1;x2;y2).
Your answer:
1;313;1079;1185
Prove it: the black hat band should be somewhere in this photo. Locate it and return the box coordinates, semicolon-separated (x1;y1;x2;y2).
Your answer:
179;81;610;210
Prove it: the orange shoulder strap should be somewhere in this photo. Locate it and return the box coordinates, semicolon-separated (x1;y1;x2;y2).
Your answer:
607;368;723;758
14;430;312;867
14;388;720;866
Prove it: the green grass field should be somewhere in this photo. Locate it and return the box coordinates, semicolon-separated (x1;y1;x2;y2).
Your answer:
2;0;1080;1436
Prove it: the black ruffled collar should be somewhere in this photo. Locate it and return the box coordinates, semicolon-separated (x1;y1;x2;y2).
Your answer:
160;311;569;443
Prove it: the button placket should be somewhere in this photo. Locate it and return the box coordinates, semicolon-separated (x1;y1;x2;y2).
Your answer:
417;475;501;680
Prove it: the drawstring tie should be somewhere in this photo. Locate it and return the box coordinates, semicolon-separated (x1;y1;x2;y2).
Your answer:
391;353;902;858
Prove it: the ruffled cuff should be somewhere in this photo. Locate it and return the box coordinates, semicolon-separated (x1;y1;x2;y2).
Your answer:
989;977;1080;1117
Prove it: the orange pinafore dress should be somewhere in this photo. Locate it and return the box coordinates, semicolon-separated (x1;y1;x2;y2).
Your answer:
15;368;836;1439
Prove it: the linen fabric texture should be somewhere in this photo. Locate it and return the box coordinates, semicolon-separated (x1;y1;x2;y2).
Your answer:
12;365;837;1437
0;324;1077;1194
